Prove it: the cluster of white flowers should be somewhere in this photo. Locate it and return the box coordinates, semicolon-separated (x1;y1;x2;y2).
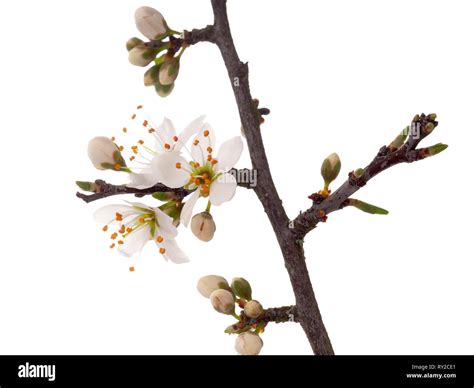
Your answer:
197;275;265;355
84;107;243;265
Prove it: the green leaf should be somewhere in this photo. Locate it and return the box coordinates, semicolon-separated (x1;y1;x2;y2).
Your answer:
349;199;389;215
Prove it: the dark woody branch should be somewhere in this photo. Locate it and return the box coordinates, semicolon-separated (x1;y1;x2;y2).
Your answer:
76;168;254;204
292;113;444;238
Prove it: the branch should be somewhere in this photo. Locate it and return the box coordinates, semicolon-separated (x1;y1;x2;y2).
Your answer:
262;306;298;324
76;168;254;203
204;0;334;355
292;113;442;238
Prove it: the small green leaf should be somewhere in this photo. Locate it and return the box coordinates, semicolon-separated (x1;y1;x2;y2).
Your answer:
426;143;448;157
388;126;409;151
153;192;170;201
349;199;389;215
76;181;95;192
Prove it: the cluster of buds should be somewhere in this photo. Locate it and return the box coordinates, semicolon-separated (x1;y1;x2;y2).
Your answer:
197;275;265;355
127;7;183;97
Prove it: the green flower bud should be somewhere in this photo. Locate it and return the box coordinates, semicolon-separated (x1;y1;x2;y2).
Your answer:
144;65;160;86
197;275;229;298
210;289;235;315
244;300;263;319
159;57;180;86
235;332;263;356
128;46;157;67
190;212;216;242
155;81;175;98
231;277;252;301
321;152;341;189
126;37;144;52
353;168;365;179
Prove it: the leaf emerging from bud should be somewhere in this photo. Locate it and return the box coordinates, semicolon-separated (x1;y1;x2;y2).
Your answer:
126;37;144;52
235;332;263;356
321;152;341;188
135;6;168;40
191;212;216;242
423;143;449;158
348;199;389;215
159;58;180;86
244;300;263;319
231;277;252;301
76;181;97;192
197;275;229;298
388;126;409;151
210;289;235;315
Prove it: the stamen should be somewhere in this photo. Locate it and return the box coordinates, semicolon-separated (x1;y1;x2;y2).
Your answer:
110;243;115;249
111;136;116;142
138;217;146;224
118;240;124;245
138;140;144;145
102;225;108;232
111;233;118;240
193;140;200;146
203;130;210;137
114;163;122;171
131;146;139;154
129;266;135;272
137;105;143;110
116;213;123;221
164;143;171;150
156;236;164;243
173;136;179;142
131;114;136;120
129;156;135;161
119;225;126;234
143;120;148;127
207;155;212;162
176;163;182;169
211;159;218;165
119;146;124;152
207;147;213;154
123;127;127;133
148;128;155;133
159;248;166;254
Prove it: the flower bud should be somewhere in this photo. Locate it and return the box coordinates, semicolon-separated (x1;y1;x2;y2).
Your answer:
235;332;263;356
190;212;216;242
159;57;180;86
126;37;144;52
135;6;168;40
128;46;157;67
210;289;235;315
197;275;229;298
244;300;263;319
87;137;127;171
321;152;341;188
231;277;252;301
144;65;160;86
155;81;175;98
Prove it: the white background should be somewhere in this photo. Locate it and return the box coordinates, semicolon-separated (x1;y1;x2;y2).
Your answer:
0;0;473;355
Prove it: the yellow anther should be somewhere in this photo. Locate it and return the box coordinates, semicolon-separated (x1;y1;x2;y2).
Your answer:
131;114;136;120
115;213;123;221
194;178;201;186
137;105;143;110
207;147;213;154
129;156;135;161
118;240;124;245
193;140;199;146
102;225;108;232
156;236;164;243
111;233;118;240
110;243;115;249
207;155;212;162
129;266;135;272
138;140;144;145
159;247;166;254
148;128;155;133
205;179;211;185
114;163;122;171
173;136;178;142
176;162;182;169
119;225;126;234
211;159;218;165
122;127;127;133
203;130;210;137
126;227;133;233
164;143;171;150
142;120;148;127
138;217;145;224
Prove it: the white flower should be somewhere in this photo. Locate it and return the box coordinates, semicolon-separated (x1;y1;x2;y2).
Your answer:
94;201;188;263
127;115;206;189
88;136;128;171
235;332;263;356
135;6;168;40
154;126;244;226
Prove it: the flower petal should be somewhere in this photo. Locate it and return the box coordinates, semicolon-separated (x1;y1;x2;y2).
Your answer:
118;225;151;257
151;152;190;188
191;124;216;165
93;204;135;224
127;170;161;189
180;190;200;227
216;136;243;172
210;173;237;206
158;117;176;144
154;208;178;239
161;238;189;264
175;115;206;151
